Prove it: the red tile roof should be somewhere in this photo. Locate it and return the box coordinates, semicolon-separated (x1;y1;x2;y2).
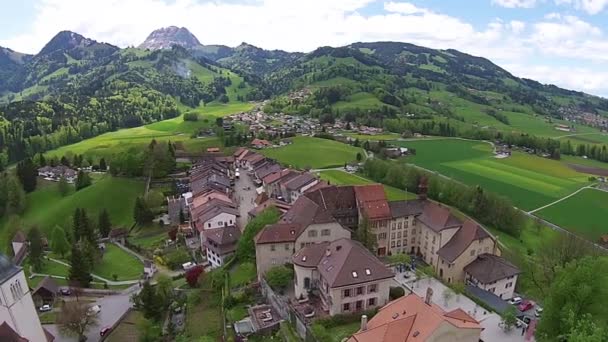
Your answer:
417;202;462;233
354;184;391;220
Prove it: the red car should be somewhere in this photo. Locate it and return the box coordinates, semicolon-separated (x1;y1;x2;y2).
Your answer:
518;300;534;312
100;327;112;336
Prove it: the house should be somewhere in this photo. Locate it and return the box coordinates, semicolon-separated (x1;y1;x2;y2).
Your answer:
262;169;300;199
202;226;241;268
251;138;272;149
464;253;520;299
0;253;52;342
37;165;77;183
387;199;426;256
255;196;352;276
144;260;157;279
108;228;128;244
348;290;482;342
248;198;292;219
354;184;392;256
31;276;58;305
304;185;359;230
206;147;221;153
292;238;394;316
281;173;319;203
191;199;238;231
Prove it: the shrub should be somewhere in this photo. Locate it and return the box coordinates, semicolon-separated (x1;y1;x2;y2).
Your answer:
265;265;293;291
165;249;192;270
185;266;204;287
183;113;199;121
389;286;405;300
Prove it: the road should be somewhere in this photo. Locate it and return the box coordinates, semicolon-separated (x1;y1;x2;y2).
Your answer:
44;285;139;342
235;169;257;230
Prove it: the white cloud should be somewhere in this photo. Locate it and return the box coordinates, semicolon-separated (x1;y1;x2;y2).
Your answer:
554;0;608;14
384;2;427;14
492;0;538;8
510;20;526;33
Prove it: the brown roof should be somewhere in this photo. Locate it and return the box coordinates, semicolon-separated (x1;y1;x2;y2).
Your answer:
191;190;233;209
33;276;59;295
304;185;358;218
109;228;128;238
354;184;391;220
233;147;246;157
299;238;394;288
284;173;317;191
464;254;520;284
203;226;241;255
251;138;272;147
348;293;481;342
248;199;291;218
0;322;27;342
244;153;265;164
389;200;425;218
263;169;299;185
303;180;330;194
417;202;462;233
206;147;220;153
12;231;26;243
255;223;302;244
437;220;492;263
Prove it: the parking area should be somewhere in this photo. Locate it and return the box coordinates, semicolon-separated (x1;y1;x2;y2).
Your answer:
234;169;258;230
393;272;536;342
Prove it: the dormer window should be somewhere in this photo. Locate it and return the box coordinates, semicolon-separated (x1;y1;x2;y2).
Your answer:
365;268;371;276
352;271;358;278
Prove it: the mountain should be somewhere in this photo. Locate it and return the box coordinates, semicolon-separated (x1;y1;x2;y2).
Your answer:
139;26;201;50
0;47;31;91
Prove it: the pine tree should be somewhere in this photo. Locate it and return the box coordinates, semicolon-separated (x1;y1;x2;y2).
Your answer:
51;225;70;258
75;171;92;191
58;176;70;196
134;197;153;225
68;244;92;288
28;226;44;272
99;158;107;171
5;176;26;215
98;209;111;238
16;158;37;193
355;216;377;252
133;282;163;321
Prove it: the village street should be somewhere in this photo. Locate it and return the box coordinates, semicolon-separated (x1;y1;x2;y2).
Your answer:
235;169;257;230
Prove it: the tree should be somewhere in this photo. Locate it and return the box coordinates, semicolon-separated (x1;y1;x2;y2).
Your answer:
137;318;162;342
5;176;26;214
536;256;608;341
500;306;517;332
265;265;294;291
75;171;92;191
564;312;608;342
355;216;376;252
156;274;174;308
134;197;154;225
51;225;70;258
68;243;93;288
132;282;163;321
185;266;204;288
28;226;44;272
235;207;280;262
58;176;70;196
16;158;37;193
389;286;405;300
98;209;111;238
99;158;107;171
57;300;99;342
388;253;411;266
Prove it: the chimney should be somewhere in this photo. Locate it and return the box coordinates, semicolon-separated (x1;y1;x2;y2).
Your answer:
325;248;332;257
360;314;368;331
424;287;433;306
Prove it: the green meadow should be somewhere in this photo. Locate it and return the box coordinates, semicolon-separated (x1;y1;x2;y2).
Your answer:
536;188;608;241
395;138;592;210
260;136;364;169
318;170;415;201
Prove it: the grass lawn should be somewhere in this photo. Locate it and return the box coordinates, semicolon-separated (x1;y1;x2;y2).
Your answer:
343;132;401;141
226;305;248;322
184;292;222;340
333;92;396;111
106;310;143;342
129;225;168;251
318;170;416;201
536;188;608;241
261;136;364;169
312;321;360;342
229;262;256;288
38;311;57;324
94;244;143;281
0;175;144;254
394;138;592;210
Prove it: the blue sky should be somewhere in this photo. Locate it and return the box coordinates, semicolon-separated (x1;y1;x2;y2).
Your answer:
1;0;608;97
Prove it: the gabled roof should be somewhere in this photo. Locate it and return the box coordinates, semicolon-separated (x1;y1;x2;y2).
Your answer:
0;253;21;285
348;293;481;342
255;223;302;244
255;163;282;180
263;169;299;185
309;238;394;288
284;173;316;191
33;276;59;295
464;253;520;284
191;190;233;209
354;184;391;220
192;199;238;229
12;231;26;243
203;226;241;255
249;199;292;218
389;200;425;218
233;147;246;157
417;202;462;233
437;220;492;263
0;322;27;342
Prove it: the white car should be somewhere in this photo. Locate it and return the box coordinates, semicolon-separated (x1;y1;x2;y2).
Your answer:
182;262;196;271
88;305;101;316
509;296;523;305
39;304;52;312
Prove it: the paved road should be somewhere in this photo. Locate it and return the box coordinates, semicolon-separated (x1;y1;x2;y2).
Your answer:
235;170;257;230
44;285;140;342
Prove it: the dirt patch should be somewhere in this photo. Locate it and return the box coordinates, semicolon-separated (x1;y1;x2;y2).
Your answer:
568;163;608;177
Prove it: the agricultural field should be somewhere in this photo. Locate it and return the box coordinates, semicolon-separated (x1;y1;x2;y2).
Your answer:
0;175;144;252
318;170;415;201
394;138;592;210
536;188;608;241
343;132;401;141
261;136;364;169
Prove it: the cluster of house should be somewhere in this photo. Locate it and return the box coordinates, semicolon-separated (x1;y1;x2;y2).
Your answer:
37;165;78;183
253;177;520;321
559;106;608;130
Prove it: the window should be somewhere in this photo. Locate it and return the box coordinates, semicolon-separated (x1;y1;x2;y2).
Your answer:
411;238;415;244
404;230;408;236
284;244;290;251
219;221;224;226
432;236;436;244
343;289;351;298
368;284;377;293
490;288;495;293
356;287;364;295
404;221;409;228
379;233;387;240
391;241;395;248
506;282;513;289
412;220;416;226
308;230;318;238
321;229;330;236
208;223;211;228
270;244;276;251
343;303;350;312
368;298;376;306
397;240;401;247
391;233;395;240
397;232;401;238
402;239;407;246
356;300;363;310
392;223;396;230
301;243;305;249
470;249;476;256
397;222;402;229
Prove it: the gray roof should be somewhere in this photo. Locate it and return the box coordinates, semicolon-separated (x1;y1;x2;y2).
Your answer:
0;253;21;285
464;254;520;284
284;173;316;191
389;199;425;218
437;220;492;263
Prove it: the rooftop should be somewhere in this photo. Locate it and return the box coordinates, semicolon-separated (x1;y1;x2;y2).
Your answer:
437;220;492;263
464;253;520;284
417;202;462;233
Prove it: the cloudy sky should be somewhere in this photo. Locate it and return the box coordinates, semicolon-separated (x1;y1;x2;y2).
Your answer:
2;0;608;97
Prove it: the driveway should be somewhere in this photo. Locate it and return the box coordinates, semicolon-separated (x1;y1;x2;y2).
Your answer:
393;273;535;342
234;170;257;230
44;285;140;342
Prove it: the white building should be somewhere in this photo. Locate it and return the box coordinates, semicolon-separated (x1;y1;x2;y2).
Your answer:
0;253;52;342
464;253;521;300
202;226;241;269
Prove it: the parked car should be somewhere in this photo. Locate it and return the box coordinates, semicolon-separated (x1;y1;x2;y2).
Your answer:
88;305;101;316
100;327;111;336
60;288;72;296
182;262;196;271
509;296;522;305
39;304;52;312
518;300;534;312
535;307;543;317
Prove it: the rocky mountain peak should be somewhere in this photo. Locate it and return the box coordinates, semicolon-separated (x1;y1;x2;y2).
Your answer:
139;26;201;50
38;30;95;55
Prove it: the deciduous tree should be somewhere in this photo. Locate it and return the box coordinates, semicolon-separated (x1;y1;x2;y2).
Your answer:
57;300;98;342
28;226;44;272
51;225;70;258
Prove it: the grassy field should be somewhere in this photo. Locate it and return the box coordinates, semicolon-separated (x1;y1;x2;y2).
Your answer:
395;139;592;210
229;262;256;288
93;243;143;281
261;136;364;169
106;310;143;342
318;170;415;201
184;292;222;340
536;188;608;241
333;92;396;111
343;132;401;141
0;175;144;252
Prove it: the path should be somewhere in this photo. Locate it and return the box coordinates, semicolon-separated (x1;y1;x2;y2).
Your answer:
235;170;257;230
554;132;603;139
527;185;596;214
46;257;139;285
113;242;146;263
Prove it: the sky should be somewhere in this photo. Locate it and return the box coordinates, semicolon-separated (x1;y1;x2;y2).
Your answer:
1;0;608;97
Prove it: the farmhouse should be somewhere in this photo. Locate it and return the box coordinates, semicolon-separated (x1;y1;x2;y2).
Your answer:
202;225;241;269
464;253;520;299
38;165;77;183
348;290;482;342
281;173;319;203
292;238;393;316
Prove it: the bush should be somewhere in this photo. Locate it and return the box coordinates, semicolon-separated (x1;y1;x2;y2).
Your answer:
185;266;204;287
265;265;294;291
183;113;198;121
165;249;192;270
389;286;405;300
316;308;379;328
